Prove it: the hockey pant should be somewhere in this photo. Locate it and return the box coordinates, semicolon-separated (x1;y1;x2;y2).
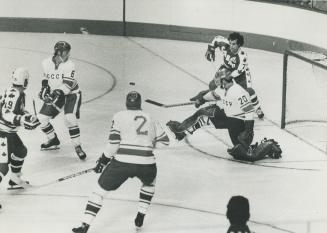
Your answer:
0;132;27;182
38;91;82;146
82;159;156;225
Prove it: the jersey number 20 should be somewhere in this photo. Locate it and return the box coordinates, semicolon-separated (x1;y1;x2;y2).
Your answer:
134;116;148;135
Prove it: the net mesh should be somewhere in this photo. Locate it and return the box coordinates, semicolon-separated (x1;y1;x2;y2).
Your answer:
285;50;327;125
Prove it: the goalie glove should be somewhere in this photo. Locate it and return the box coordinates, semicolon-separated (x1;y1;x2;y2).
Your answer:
205;45;215;61
94;153;111;173
44;89;64;106
194;96;206;108
264;138;282;159
20;114;40;130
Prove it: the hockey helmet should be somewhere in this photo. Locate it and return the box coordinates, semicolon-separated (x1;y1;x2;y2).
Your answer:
12;67;29;88
126;91;141;110
54;41;71;56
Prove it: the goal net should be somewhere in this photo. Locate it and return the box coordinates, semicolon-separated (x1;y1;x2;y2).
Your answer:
281;50;327;129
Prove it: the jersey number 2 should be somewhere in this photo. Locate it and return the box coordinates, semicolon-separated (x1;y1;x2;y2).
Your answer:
134;116;148;135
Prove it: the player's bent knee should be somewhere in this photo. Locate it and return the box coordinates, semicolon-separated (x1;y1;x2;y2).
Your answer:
64;113;78;127
37;114;51;127
141;184;155;193
90;184;107;200
0;163;9;177
16;145;27;158
209;79;217;91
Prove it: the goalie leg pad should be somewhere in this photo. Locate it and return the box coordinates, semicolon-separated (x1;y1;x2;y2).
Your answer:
228;144;266;162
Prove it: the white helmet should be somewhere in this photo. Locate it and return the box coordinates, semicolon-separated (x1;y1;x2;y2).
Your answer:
12;67;29;88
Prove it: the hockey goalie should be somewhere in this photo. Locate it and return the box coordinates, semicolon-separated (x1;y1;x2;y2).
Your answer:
166;67;282;162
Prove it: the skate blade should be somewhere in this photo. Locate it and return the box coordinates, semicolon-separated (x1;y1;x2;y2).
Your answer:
7;186;25;190
135;227;142;232
41;146;60;151
7;184;33;190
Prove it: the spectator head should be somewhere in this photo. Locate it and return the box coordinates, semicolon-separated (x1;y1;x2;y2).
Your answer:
226;195;250;226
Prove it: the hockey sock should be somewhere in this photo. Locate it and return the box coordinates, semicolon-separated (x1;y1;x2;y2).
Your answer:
68;126;81;147
82;191;104;225
41;123;56;139
137;184;155;214
184;116;210;135
10;154;25;173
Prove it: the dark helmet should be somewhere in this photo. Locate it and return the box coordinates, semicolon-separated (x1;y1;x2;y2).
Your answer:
54;41;71;56
226;195;250;225
126;91;141;110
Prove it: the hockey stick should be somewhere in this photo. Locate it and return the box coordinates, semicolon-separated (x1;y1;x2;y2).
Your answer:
145;99;216;108
33;168;94;189
145;99;196;108
32;99;37;115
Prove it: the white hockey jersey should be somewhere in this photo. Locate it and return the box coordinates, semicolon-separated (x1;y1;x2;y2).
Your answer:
0;87;26;133
42;57;79;95
103;110;169;164
207;82;255;121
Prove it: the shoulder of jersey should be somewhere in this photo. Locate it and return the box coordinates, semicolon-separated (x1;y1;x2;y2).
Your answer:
238;49;247;57
232;83;247;94
5;87;20;98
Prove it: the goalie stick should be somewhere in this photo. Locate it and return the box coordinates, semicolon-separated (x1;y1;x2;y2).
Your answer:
145;99;215;108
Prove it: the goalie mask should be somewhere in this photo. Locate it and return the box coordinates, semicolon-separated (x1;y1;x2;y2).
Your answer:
126;91;141;110
214;67;232;88
12;67;29;89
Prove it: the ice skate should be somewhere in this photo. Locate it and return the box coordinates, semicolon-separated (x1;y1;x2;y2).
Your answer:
41;133;60;151
75;145;87;160
72;223;89;233
134;212;145;231
8;173;32;190
166;121;186;141
255;107;264;119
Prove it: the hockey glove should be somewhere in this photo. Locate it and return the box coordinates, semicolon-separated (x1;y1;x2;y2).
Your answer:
194;96;206;108
20;114;40;130
205;45;215;61
94;153;111;173
237;120;254;149
190;89;210;101
266;138;282;159
39;85;50;100
44;89;64;105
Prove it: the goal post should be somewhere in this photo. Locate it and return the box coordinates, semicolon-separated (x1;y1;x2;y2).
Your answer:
281;49;327;129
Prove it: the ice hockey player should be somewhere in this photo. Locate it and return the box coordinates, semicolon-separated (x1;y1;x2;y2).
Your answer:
72;91;170;233
38;41;86;160
0;68;40;199
204;32;265;119
167;67;282;162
